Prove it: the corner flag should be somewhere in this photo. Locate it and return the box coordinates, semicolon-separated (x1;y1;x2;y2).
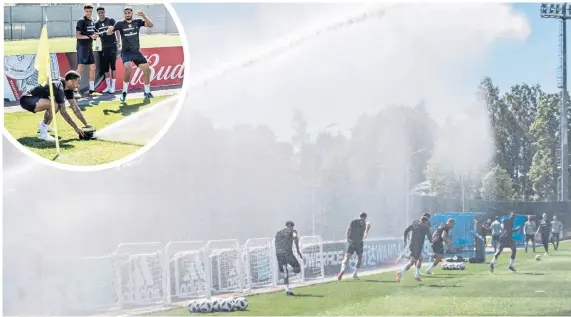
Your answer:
34;25;60;158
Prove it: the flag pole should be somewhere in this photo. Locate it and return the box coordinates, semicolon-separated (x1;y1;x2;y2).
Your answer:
47;54;61;160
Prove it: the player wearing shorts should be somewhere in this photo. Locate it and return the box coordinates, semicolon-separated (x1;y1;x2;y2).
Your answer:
75;3;98;97
396;215;431;283
19;71;89;141
550;215;563;251
337;212;371;281
274;221;303;296
107;6;154;102
95;6;120;94
523;215;536;253
425;218;455;275
490;212;521;273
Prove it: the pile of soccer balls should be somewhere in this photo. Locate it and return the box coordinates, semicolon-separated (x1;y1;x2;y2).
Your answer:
188;297;248;313
441;262;466;270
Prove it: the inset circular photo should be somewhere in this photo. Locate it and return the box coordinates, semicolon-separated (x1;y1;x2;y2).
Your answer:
3;2;188;168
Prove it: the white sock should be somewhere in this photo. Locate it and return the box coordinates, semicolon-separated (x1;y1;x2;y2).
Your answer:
284;285;291;292
144;84;150;93
340;263;346;274
123;82;129;93
426;263;434;272
353;267;359;275
39;124;48;134
491;258;497;264
509;259;514;266
415;268;421;275
105;78;111;87
111;79;116;90
400;266;409;275
89;81;95;91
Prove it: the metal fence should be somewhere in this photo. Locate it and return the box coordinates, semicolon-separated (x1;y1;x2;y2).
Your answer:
4;4;179;41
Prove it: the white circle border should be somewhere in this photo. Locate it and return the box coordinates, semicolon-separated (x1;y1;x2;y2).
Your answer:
2;2;190;173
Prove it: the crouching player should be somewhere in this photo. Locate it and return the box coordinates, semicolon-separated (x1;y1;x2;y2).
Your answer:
274;221;303;296
396;215;431;283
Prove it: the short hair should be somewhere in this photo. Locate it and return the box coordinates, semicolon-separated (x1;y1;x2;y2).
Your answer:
360;212;367;218
64;71;81;81
84;3;93;10
285;221;294;227
421;216;429;223
422;212;431;218
495;216;499;220
446;218;455;224
96;6;105;12
124;6;133;11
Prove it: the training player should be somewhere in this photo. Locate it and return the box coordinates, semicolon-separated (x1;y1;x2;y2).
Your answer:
523;215;536;253
19;71;88;141
551;215;563;251
536;213;551;255
424;218;455;275
95;6;120;94
397;214;431;282
337;212;371;281
490;216;502;252
75;3;98;97
489;213;521;273
107;6;154;102
274;221;303;296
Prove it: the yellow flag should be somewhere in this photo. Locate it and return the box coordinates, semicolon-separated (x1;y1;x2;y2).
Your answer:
34;25;51;86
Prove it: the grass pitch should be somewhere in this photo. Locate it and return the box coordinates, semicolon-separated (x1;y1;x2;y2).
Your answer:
4;34;182;56
4;96;167;166
155;241;571;316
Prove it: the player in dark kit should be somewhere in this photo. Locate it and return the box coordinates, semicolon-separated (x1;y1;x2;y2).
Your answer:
489;212;521;273
274;221;303;296
396;215;431;283
535;213;551;255
95;6;120;94
19;71;89;141
337;212;371;281
425;218;455;275
75;4;98;97
107;6;154;102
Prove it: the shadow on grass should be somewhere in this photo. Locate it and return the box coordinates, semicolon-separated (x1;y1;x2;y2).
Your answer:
102;100;150;117
293;294;325;298
423;284;461;288
521;272;546;276
17;136;75;150
363;279;396;283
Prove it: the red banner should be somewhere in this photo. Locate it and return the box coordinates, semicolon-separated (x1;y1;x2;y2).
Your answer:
3;46;184;103
96;46;185;92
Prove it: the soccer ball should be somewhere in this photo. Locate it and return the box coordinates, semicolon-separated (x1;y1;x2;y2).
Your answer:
187;301;200;313
234;297;248;311
210;298;221;312
219;299;234;312
199;300;213;313
535;255;541;261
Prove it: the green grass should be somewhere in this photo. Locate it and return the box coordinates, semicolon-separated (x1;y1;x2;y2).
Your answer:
4;34;182;56
4;96;167;166
155;241;571;316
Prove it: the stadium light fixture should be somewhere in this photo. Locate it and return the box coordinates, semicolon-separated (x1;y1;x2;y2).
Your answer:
541;3;570;201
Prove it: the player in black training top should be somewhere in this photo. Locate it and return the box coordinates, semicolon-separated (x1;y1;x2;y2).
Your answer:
337;212;371;281
396;215;431;283
75;4;98;97
19;71;89;141
489;212;521;273
425;218;455;275
107;6;154;102
274;221;303;296
95;6;120;94
535;213;551;255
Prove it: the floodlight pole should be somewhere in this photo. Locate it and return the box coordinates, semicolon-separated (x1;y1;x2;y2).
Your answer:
541;3;570;201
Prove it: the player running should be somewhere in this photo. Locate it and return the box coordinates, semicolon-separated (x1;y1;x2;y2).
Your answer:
95;6;120;94
489;213;521;273
337;212;371;281
107;6;154;102
536;213;551;255
19;71;89;141
424;218;455;275
551;215;563;251
75;3;98;97
490;216;502;252
274;221;303;296
523;215;536;253
396;215;431;283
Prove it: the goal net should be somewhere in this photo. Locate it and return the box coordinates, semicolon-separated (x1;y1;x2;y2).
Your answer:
206;239;244;295
166;241;209;302
243;238;274;290
94;95;179;146
299;236;325;281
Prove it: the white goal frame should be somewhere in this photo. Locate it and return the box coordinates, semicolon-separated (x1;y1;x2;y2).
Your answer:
205;239;245;297
164;240;208;304
244;238;275;291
